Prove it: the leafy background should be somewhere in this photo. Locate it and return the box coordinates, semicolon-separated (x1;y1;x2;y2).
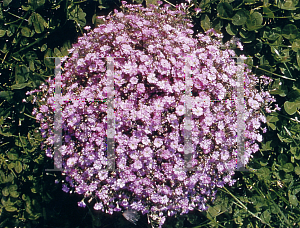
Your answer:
0;0;299;227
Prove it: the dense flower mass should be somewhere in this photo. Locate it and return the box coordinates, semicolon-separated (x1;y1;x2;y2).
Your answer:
25;1;279;227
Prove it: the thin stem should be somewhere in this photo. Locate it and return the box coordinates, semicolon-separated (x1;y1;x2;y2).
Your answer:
221;186;272;227
248;63;296;81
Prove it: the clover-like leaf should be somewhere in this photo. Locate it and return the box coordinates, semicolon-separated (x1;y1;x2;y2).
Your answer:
266;113;279;130
21;27;31;37
278;0;298;10
282;24;299;40
226;23;238;35
278;154;288;165
0;91;14;101
292;39;300;52
295;166;300;175
0;30;6;37
217;3;233;18
268;27;281;40
2;187;9;197
14;161;22;173
263;7;274;18
69;5;87;27
289;193;298;207
246;11;263;31
283;163;294;173
260;210;271;224
232;10;248;26
201;14;211;31
29;12;46;34
284;101;299;115
261;140;274;151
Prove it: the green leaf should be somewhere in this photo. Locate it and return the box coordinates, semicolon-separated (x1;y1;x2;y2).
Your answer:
297;51;300;68
0;91;14;101
256;167;270;181
261;210;271;224
295;166;300;175
6;173;14;182
266;113;279;130
10;191;19;198
232;10;248;26
278;0;298;10
212;18;223;32
217;3;233;18
0;170;5;182
207;205;221;218
29;12;46;34
21;27;31;37
284;101;298;115
278;154;288;165
44;48;55;69
246;11;263;31
263;7;274;18
0;30;6;37
8;184;17;193
292;13;300;20
282;24;299;40
226;23;238;35
145;0;159;6
53;47;62;57
240;31;255;43
69;5;87;27
5;205;17;212
261;141;274;151
11;82;32;90
201;14;211;31
8;162;15;170
14;161;22;173
289;193;298;206
268;27;281;40
40;43;47;52
15;65;29;84
290;146;297;155
283;163;294;172
28;0;45;9
2;187;9;197
292;39;300;52
3;0;12;7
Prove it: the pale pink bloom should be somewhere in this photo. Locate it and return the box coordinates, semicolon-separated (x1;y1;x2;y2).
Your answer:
154;138;163;148
175;105;185;116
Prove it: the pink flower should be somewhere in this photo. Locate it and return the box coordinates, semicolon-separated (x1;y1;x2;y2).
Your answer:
154;138;163;148
175;105;185;116
28;2;278;226
195;8;202;14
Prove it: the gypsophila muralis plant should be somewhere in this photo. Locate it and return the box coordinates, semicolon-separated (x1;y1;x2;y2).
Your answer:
24;1;280;227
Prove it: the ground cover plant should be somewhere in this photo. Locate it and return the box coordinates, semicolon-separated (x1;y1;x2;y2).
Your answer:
0;0;299;227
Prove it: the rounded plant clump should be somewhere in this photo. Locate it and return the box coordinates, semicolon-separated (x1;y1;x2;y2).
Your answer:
25;1;279;227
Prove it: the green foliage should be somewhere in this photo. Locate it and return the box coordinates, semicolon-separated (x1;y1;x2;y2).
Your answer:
0;0;117;227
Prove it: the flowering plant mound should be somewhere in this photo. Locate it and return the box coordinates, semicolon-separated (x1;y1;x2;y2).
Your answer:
25;1;279;227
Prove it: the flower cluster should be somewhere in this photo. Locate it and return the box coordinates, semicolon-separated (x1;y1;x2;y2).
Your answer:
25;1;279;227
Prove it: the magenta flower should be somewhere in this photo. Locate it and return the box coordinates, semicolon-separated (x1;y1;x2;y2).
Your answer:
27;2;279;227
